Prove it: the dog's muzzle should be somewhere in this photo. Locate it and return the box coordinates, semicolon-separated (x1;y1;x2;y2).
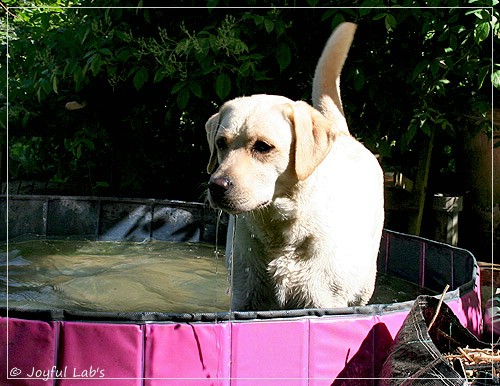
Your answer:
208;176;232;207
208;175;270;214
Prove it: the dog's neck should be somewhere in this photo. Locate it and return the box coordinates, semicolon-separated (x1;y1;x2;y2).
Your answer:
236;180;317;254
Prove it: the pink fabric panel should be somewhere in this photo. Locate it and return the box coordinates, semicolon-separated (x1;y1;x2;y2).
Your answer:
375;308;412;339
308;316;378;384
230;319;309;385
1;317;56;386
57;321;143;385
0;277;481;384
144;322;230;386
446;288;483;337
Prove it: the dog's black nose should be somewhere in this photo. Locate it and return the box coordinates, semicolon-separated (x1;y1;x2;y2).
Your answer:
209;177;232;201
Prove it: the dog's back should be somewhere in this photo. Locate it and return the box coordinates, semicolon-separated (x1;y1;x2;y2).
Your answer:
310;22;384;307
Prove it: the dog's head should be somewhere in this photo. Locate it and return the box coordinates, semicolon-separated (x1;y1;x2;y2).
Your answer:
205;94;336;214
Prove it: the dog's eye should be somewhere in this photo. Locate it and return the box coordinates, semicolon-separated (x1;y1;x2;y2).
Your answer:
253;140;274;154
216;138;227;151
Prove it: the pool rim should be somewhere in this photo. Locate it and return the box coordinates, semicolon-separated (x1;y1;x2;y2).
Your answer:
1;229;478;323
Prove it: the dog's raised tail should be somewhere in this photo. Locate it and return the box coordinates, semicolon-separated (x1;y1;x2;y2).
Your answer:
312;22;357;133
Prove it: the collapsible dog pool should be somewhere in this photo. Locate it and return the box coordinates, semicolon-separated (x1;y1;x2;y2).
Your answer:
1;195;482;384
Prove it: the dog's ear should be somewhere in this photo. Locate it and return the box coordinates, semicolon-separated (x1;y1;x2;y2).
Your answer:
286;101;335;181
205;112;220;174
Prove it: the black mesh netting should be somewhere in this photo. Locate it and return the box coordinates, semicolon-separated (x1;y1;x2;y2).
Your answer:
379;295;499;385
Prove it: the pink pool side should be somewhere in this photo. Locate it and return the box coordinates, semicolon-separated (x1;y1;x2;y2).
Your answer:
1;225;482;385
1;285;481;385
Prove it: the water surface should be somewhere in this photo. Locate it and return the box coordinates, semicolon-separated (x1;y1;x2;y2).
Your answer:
2;240;229;313
1;240;433;313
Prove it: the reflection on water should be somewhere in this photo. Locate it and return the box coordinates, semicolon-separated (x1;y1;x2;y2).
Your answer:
1;240;433;313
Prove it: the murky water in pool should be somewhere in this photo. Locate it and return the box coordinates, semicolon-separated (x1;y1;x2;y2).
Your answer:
1;240;433;313
1;240;229;313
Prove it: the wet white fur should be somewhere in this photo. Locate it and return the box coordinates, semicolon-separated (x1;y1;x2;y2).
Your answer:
206;23;384;310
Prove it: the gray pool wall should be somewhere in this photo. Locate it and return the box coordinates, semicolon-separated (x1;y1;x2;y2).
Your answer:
1;195;227;243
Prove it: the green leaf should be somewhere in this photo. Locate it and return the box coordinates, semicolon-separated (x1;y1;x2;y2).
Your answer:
108;65;117;78
275;20;286;36
83;139;95;151
40;13;50;31
421;121;432;136
474;21;490;44
321;9;336;22
90;54;102;76
402;123;418;149
84;49;97;59
171;81;186;94
331;13;345;29
40;78;51;94
359;8;372;17
401;123;417;152
154;68;167;83
430;61;439;76
373;13;387;21
99;48;113;56
127;66;138;78
143;9;151;24
385;14;397;31
133;67;148;90
52;75;58;94
207;0;218;8
80;27;91;45
0;108;8;129
492;70;500;90
412;60;429;79
276;44;291;72
264;19;274;33
209;34;218;52
22;112;30;127
73;65;85;90
177;88;190;110
215;73;231;100
253;15;264;26
114;30;130;42
477;66;489;89
63;60;78;78
116;49;131;62
449;33;457;51
188;82;202;98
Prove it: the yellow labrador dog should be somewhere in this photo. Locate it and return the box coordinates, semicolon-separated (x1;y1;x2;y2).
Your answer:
205;22;384;310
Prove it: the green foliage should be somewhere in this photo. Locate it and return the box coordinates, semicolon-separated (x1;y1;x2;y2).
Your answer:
3;1;497;199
